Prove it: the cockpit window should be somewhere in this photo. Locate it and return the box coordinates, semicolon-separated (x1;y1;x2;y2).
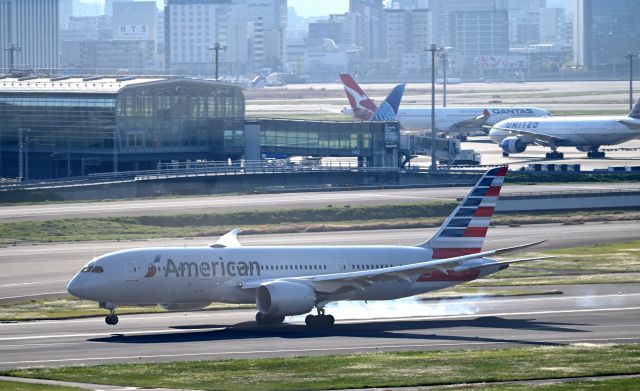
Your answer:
92;266;104;273
81;266;94;273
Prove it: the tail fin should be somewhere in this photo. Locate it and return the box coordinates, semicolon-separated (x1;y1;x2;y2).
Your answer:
418;166;508;258
371;83;406;121
339;74;378;120
629;97;640;119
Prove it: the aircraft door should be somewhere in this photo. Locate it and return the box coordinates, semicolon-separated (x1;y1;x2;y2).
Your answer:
125;261;141;281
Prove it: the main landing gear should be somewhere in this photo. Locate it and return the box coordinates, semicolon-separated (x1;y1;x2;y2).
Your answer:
587;149;605;158
105;308;118;325
255;312;285;325
545;150;564;159
305;307;335;328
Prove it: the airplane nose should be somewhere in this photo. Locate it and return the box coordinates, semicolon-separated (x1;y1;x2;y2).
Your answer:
67;275;84;298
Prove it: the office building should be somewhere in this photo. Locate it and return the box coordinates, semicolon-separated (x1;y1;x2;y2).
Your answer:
574;0;640;75
0;0;59;74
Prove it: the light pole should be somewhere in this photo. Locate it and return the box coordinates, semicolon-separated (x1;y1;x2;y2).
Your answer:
426;44;443;173
439;47;452;107
625;51;636;111
208;42;227;81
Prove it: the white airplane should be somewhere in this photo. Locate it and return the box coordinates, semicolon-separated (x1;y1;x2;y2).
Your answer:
339;74;551;138
67;166;547;328
489;98;640;159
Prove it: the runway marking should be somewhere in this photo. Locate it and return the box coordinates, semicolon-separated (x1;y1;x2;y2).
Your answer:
0;292;67;301
1;337;639;367
0;280;67;288
1;306;639;342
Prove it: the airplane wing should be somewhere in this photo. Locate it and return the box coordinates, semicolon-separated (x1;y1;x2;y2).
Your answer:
238;240;545;290
449;109;490;131
491;126;568;143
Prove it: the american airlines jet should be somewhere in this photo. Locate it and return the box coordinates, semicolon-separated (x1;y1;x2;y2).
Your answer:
339;74;550;138
489;98;640;159
67;167;546;328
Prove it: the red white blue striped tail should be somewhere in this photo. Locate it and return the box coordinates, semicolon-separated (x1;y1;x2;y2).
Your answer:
418;166;507;258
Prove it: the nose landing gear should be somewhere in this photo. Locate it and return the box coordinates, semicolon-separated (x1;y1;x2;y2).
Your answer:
105;308;118;325
305;307;335;328
100;302;118;325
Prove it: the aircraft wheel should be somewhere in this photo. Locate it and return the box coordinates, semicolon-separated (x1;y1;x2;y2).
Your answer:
502;152;509;157
305;314;316;327
105;314;118;325
270;315;285;324
256;312;266;324
305;314;334;328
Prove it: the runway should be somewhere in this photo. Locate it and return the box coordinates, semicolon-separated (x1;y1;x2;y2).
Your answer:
0;283;638;370
1;220;639;303
0;182;636;223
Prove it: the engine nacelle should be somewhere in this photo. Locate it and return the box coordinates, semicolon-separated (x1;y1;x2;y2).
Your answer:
499;136;527;154
160;302;210;311
256;281;316;317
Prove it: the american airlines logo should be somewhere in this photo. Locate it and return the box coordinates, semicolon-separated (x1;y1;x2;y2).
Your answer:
162;258;262;278
503;121;539;129
492;108;534;115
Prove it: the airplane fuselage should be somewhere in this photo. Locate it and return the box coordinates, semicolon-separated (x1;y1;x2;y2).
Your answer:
489;115;640;147
393;107;549;132
69;245;501;307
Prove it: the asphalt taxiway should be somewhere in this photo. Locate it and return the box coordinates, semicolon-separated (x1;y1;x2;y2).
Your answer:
0;283;638;370
1;220;639;302
1;182;637;223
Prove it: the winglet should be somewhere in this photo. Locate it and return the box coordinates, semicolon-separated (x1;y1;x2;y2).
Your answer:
209;228;242;248
493;239;547;255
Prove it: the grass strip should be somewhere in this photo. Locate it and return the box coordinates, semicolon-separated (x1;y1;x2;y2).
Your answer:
426;376;640;391
1;204;639;244
0;380;82;391
5;344;640;391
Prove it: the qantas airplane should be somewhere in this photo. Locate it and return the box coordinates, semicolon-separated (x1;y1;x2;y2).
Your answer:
67;166;547;328
489;98;640;159
339;74;550;138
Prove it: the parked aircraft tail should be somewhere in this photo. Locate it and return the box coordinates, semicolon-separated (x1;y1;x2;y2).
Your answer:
629;97;640;119
371;83;406;121
339;74;378;120
418;166;508;258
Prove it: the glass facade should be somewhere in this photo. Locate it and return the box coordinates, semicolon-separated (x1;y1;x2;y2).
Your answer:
259;119;400;167
0;79;245;178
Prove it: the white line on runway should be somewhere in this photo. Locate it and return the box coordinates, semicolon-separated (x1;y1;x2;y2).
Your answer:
0;292;67;301
2;337;639;367
0;280;67;288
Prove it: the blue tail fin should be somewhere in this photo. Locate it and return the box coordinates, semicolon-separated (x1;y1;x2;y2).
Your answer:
629;98;640;119
371;83;405;121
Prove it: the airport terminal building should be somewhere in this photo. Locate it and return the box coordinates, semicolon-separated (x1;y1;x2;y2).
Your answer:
0;76;399;179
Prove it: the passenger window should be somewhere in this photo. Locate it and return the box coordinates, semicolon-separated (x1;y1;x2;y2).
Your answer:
92;266;104;273
81;266;93;272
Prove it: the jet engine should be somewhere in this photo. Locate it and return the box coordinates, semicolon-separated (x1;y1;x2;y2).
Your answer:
256;281;316;317
499;136;527;154
160;302;210;311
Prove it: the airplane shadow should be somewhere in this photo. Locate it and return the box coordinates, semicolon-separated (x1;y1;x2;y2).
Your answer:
89;316;588;348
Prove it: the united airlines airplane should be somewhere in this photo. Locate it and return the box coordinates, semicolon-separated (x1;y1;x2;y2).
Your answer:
67;167;546;328
490;98;640;159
